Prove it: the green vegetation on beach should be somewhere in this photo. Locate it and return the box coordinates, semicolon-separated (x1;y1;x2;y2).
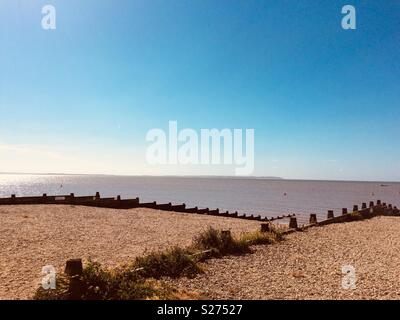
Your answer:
35;226;283;300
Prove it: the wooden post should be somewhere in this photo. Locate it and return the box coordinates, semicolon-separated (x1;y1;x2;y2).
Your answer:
342;208;348;215
65;259;83;300
353;205;358;212
309;213;317;224
70;193;75;204
65;259;83;276
327;210;334;219
260;223;270;232
42;193;47;203
362;203;367;209
369;201;374;208
95;192;100;200
116;195;121;201
289;216;298;229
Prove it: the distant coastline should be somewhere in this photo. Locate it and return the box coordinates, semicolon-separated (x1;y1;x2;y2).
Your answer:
1;172;400;183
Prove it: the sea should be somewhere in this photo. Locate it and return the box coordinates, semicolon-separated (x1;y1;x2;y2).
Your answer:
0;174;399;224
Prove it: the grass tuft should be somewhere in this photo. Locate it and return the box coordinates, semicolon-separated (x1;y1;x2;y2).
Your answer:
34;261;159;300
192;227;251;257
240;228;283;245
134;246;202;279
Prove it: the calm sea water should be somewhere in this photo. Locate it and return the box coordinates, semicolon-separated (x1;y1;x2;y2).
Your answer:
1;174;399;223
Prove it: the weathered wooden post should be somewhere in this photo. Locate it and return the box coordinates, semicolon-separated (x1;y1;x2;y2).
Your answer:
353;205;359;212
361;203;367;209
387;204;393;215
342;208;348;215
327;210;334;219
289;216;298;229
70;193;75;204
260;223;270;232
309;213;317;224
11;194;16;204
115;195;121;208
369;201;374;208
65;259;83;300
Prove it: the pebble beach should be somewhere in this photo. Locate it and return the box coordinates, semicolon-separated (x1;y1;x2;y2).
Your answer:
1;205;399;300
0;204;260;299
168;216;400;300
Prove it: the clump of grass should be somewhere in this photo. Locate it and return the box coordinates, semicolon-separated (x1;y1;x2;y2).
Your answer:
34;261;159;300
241;228;283;245
134;246;202;279
192;227;251;257
34;261;160;300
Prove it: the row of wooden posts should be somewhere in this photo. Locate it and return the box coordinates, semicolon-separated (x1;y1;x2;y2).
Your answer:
260;200;399;232
0;192;294;222
1;194;398;229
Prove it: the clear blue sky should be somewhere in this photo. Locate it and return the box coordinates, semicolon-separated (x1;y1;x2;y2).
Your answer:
0;0;399;180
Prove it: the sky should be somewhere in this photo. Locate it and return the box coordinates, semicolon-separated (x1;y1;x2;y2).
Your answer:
0;0;399;180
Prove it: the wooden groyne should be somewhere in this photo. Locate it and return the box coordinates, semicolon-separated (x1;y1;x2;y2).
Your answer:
0;194;398;225
0;193;294;222
279;200;400;235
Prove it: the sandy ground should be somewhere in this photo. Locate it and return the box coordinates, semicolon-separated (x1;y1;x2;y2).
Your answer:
168;216;400;300
0;205;261;300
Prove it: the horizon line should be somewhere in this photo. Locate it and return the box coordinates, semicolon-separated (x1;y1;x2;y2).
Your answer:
0;172;399;184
